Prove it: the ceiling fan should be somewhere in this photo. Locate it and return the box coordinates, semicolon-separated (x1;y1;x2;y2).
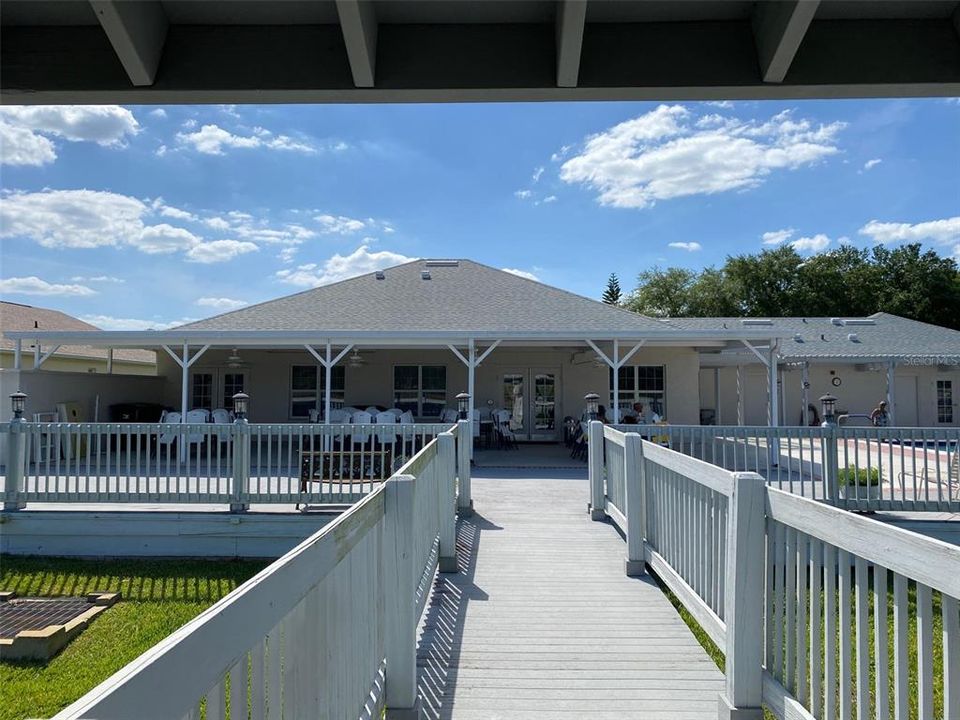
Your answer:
226;348;246;369
347;349;367;368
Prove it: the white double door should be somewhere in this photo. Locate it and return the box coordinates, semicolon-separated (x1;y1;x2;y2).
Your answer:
189;368;248;412
500;368;560;441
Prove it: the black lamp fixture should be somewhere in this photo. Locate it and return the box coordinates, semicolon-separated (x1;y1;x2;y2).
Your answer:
456;392;471;420
10;391;26;420
584;392;600;421
232;392;249;420
819;393;837;426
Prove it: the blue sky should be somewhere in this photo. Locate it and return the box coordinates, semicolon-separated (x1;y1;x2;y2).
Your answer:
1;98;958;329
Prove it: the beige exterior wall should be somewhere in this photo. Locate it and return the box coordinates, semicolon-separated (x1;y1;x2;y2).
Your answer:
0;350;156;376
701;362;960;427
156;345;704;426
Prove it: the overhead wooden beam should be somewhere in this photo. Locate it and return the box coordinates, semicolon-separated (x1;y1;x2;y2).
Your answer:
89;0;168;86
752;0;820;83
556;0;587;88
336;0;378;88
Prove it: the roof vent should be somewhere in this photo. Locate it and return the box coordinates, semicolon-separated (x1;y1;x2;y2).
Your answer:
848;333;861;343
375;270;385;280
842;318;876;326
831;317;843;325
793;334;804;343
741;318;773;326
421;270;431;280
424;260;459;267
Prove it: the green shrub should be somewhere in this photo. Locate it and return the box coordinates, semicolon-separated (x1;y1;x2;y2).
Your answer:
837;466;881;486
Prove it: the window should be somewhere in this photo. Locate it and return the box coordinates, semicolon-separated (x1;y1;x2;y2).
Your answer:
290;365;345;419
394;365;446;418
610;366;665;419
937;380;954;424
191;372;213;410
222;372;246;410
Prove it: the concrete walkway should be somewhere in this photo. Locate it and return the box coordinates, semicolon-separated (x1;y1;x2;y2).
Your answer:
416;467;724;719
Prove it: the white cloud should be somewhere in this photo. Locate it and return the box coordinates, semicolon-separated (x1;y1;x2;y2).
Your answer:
278;247;298;263
0;276;96;296
859;217;960;245
157;204;197;222
70;275;125;284
791;234;831;253
501;268;540;281
668;242;702;252
550;144;572;162
532;166;545;182
155;144;168;157
149;108;168;119
176;123;318;156
80;314;196;331
0;122;57;166
197;297;247;310
862;158;882;171
134;223;201;254
315;214;366;234
186;239;258;264
542;195;558;203
762;228;796;245
204;216;232;231
705;100;735;109
275;245;415;287
514;190;533;200
560;105;845;208
0;189;147;249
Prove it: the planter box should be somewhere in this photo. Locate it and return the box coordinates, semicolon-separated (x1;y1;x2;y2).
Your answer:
838;483;881;502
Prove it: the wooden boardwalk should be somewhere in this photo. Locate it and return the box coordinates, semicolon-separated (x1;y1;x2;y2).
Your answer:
417;468;724;719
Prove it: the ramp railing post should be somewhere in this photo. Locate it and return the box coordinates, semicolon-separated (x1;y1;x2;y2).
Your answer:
623;432;645;576
589;420;605;520
456;419;473;516
719;471;766;720
229;419;249;513
438;432;458;572
4;418;27;511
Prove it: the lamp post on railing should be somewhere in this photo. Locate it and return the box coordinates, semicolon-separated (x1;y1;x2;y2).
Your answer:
230;392;250;513
456;392;470;421
819;393;840;506
455;392;474;515
585;393;604;520
5;391;27;510
585;392;600;422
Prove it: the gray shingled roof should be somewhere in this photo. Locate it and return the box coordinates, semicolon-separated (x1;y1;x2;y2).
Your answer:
667;313;960;360
178;260;676;334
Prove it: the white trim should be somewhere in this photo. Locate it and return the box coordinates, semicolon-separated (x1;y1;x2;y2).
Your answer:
36;344;62;368
185;344;211;368
476;340;501;365
740;339;770;368
585;339;613;367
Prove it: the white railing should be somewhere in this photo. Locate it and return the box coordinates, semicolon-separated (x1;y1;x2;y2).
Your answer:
609;423;960;512
594;423;960;720
1;420;463;509
51;428;459;720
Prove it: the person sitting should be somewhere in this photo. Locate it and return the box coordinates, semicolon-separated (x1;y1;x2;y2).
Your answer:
870;401;890;427
632;402;646;423
597;405;608;424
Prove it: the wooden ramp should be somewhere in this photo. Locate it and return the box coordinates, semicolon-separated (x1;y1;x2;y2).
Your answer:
417;469;724;719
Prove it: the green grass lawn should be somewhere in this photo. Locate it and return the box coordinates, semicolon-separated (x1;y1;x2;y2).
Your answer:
0;555;268;720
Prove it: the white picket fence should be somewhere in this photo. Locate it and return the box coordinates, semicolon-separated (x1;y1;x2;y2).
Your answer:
595;423;960;720
1;420;467;508
609;423;960;512
51;430;459;720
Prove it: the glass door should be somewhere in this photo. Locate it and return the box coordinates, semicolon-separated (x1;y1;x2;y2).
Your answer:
500;369;560;441
937;380;954;424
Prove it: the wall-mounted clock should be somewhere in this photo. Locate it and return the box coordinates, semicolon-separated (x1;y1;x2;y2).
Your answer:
832;377;842;387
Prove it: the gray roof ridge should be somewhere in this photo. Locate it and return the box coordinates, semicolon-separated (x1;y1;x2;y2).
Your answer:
460;258;681;330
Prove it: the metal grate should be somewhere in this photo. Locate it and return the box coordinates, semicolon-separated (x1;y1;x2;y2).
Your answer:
0;598;92;639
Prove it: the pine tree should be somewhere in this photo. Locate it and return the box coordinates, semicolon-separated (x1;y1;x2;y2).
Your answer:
602;273;622;305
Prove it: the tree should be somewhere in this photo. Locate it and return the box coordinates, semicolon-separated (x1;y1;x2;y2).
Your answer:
602;273;622;305
623;267;697;317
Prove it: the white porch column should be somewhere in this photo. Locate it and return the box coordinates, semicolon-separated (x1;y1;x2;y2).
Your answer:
180;341;189;421
324;342;332;424
736;365;744;426
801;362;810;426
13;339;21;370
34;340;40;368
768;343;779;429
468;339;476;426
612;339;619;423
887;360;897;426
714;367;721;425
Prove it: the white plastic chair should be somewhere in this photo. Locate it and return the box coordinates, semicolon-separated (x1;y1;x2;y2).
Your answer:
386;408;403;417
364;406;380;416
329;408;351;423
399;410;414;424
374;411;398;475
494;409;517;449
211;408;233;444
441;408;458;424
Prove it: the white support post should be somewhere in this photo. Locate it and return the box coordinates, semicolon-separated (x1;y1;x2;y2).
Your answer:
383;475;419;719
768;343;780;464
612;339;620;423
106;347;114;374
456;419;473;516
623;432;645;576
823;422;840;506
35;344;62;369
34;341;40;369
714;367;722;425
589;420;605;520
801;362;810;426
179;342;189;462
887;361;897;426
719;471;766;720
468;339;476;458
230;419;250;513
4;417;27;511
324;342;332;425
736;365;745;426
13;339;21;370
438;432;457;572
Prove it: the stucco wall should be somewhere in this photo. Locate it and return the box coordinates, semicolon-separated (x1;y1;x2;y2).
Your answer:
701;363;960;427
157;345;703;426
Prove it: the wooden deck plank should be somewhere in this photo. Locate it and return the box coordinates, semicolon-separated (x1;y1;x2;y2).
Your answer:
416;470;724;719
